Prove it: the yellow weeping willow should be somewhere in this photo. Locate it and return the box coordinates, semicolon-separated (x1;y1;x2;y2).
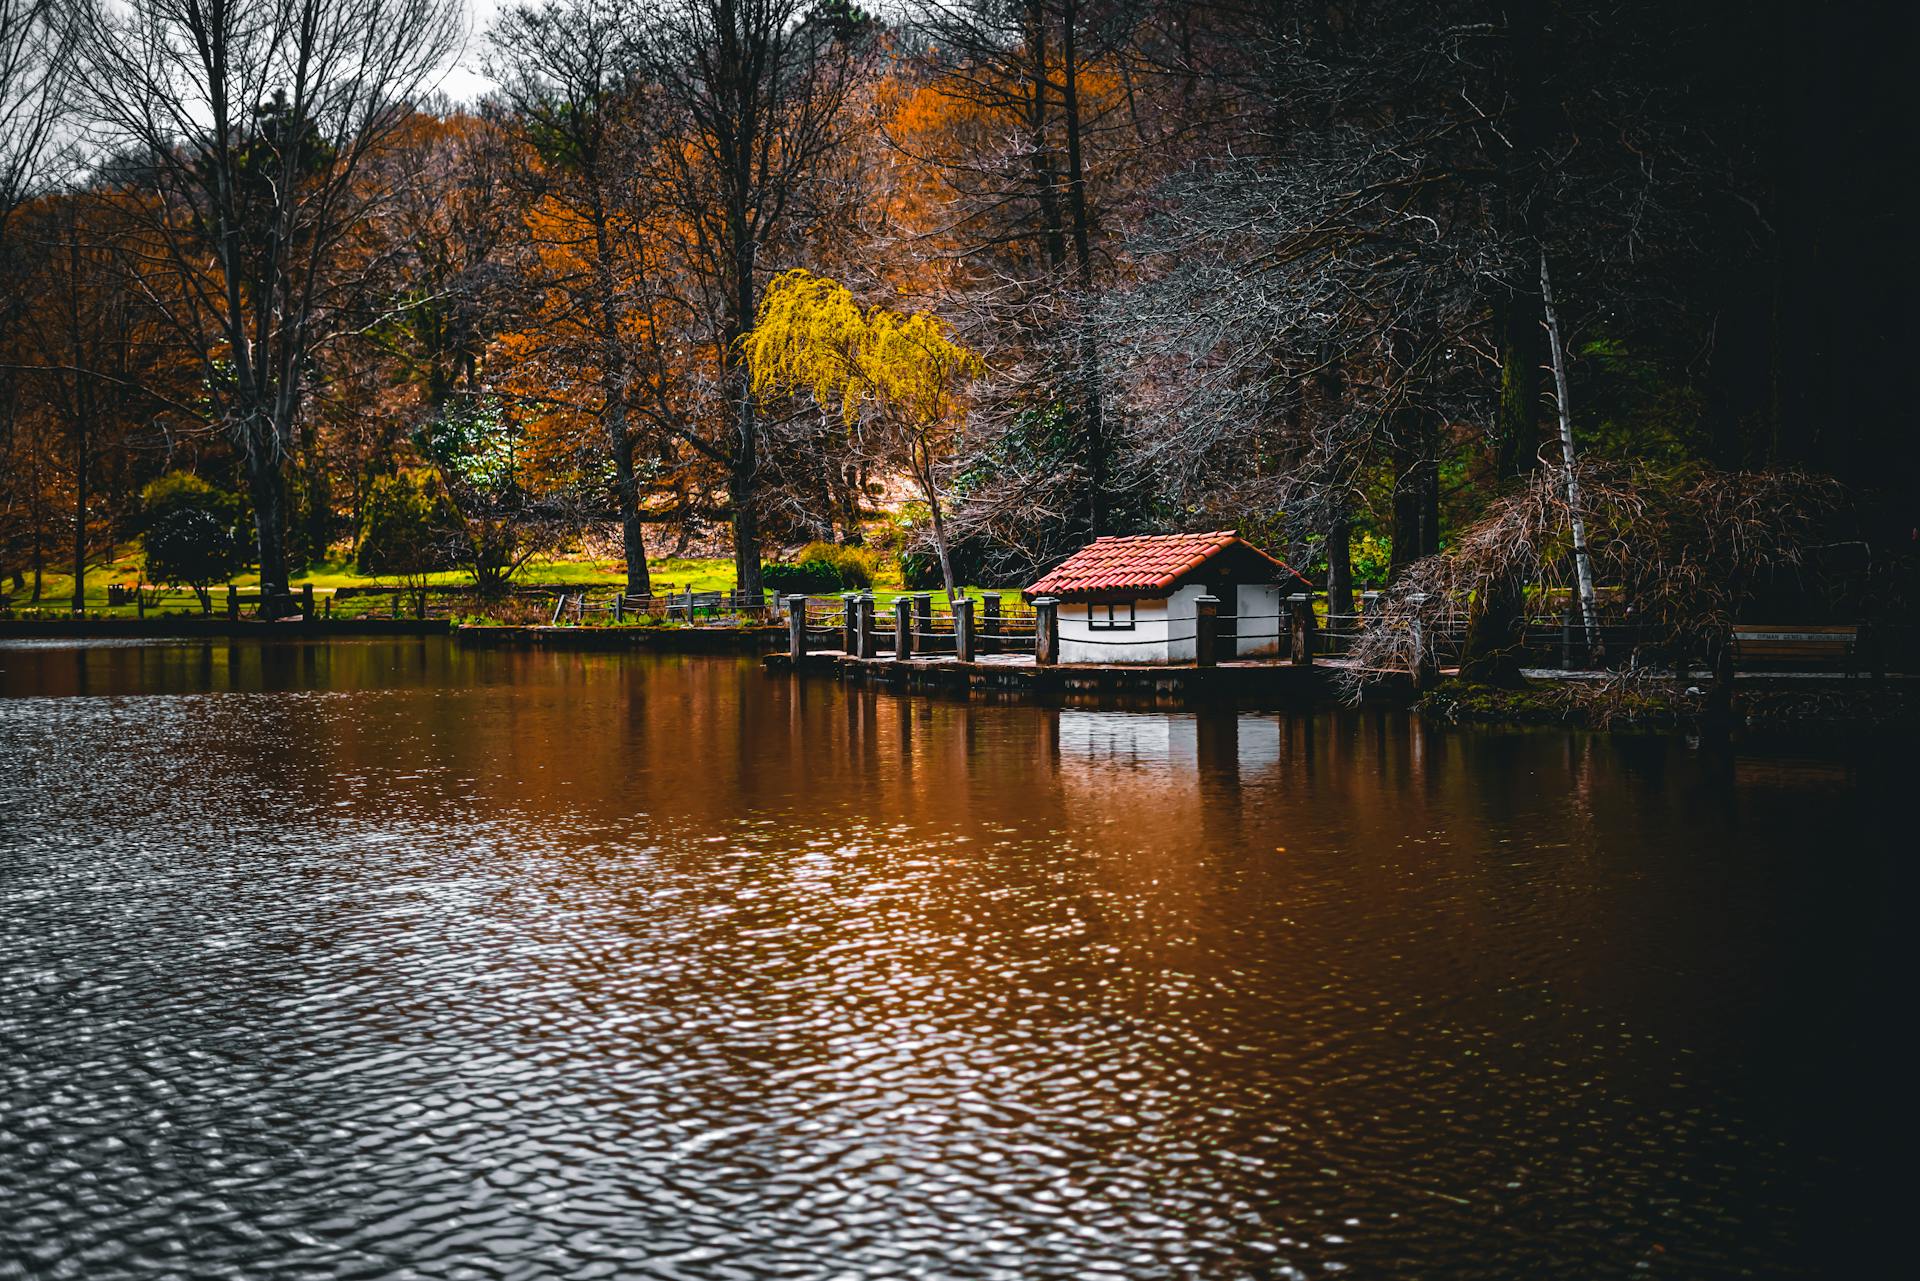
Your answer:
743;268;985;599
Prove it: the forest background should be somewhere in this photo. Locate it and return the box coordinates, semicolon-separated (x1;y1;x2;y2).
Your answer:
1;0;1910;670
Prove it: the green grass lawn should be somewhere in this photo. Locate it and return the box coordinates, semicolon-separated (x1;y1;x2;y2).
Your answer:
2;546;1021;620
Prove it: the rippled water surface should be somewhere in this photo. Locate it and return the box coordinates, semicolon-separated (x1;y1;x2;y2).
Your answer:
0;638;1897;1279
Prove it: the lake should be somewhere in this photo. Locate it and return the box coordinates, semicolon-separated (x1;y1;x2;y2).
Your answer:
0;638;1897;1279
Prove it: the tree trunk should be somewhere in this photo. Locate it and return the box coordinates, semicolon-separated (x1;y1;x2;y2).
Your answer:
1460;2;1547;684
1059;0;1108;535
1460;292;1546;683
1326;508;1354;623
917;461;960;601
70;419;86;614
593;212;651;599
730;462;763;600
1387;407;1438;582
243;424;297;619
614;447;652;597
1540;250;1600;653
1022;2;1067;272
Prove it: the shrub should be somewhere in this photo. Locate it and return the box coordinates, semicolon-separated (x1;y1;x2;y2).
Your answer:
357;471;461;577
797;541;875;589
139;473;250;612
763;543;876;594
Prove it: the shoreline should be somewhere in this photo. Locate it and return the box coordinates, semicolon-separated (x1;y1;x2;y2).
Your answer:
3;619;1905;734
0;617;786;653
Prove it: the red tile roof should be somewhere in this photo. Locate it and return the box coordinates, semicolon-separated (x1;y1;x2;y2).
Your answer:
1026;531;1307;599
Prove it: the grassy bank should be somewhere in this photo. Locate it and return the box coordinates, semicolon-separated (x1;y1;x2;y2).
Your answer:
0;548;1019;622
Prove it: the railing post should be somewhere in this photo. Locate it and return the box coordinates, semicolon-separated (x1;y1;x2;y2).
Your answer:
982;594;1001;653
955;596;976;663
612;593;624;623
1290;593;1317;665
894;596;913;661
786;595;808;657
854;593;875;659
300;583;314;620
1195;595;1219;667
1034;596;1059;666
226;584;239;620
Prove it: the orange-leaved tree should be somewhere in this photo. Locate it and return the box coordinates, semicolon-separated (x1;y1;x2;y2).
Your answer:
743;268;983;599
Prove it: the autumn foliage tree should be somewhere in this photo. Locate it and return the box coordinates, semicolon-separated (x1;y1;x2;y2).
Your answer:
744;268;982;598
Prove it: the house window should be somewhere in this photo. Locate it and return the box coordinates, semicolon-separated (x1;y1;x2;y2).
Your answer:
1087;601;1135;631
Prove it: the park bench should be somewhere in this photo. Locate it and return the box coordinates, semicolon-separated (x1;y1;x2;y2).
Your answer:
1731;624;1859;675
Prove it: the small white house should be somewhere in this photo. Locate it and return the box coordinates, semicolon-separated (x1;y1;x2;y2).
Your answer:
1025;531;1313;665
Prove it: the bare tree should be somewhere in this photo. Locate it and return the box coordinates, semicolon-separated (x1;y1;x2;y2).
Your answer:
0;0;74;593
65;0;462;616
488;0;693;597
628;0;869;601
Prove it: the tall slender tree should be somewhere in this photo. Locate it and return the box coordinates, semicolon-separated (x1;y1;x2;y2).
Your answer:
67;0;462;615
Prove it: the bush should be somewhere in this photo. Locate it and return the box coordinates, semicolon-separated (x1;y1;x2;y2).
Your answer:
140;472;250;612
357;471;460;577
762;542;876;594
901;538;995;591
761;561;834;595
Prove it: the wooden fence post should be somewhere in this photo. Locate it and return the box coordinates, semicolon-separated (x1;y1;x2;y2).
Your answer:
840;592;859;655
894;596;913;661
982;595;1001;654
612;593;624;623
786;596;808;657
855;594;877;659
955;596;976;663
1290;594;1316;665
1034;597;1059;666
300;583;314;620
1195;595;1220;667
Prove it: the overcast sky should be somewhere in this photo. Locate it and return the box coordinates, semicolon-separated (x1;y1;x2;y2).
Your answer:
437;0;503;104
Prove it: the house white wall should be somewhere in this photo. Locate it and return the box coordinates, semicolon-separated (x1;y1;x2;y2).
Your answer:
1233;584;1287;658
1058;595;1173;664
1056;584;1215;664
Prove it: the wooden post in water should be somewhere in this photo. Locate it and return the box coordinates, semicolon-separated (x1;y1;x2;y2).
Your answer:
226;584;239;620
1290;594;1317;665
786;596;808;657
894;596;913;661
1034;597;1059;665
1195;595;1220;667
955;597;976;663
840;592;858;655
300;583;314;620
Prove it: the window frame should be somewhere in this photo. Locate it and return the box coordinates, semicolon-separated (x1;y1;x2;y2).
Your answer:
1086;600;1137;631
